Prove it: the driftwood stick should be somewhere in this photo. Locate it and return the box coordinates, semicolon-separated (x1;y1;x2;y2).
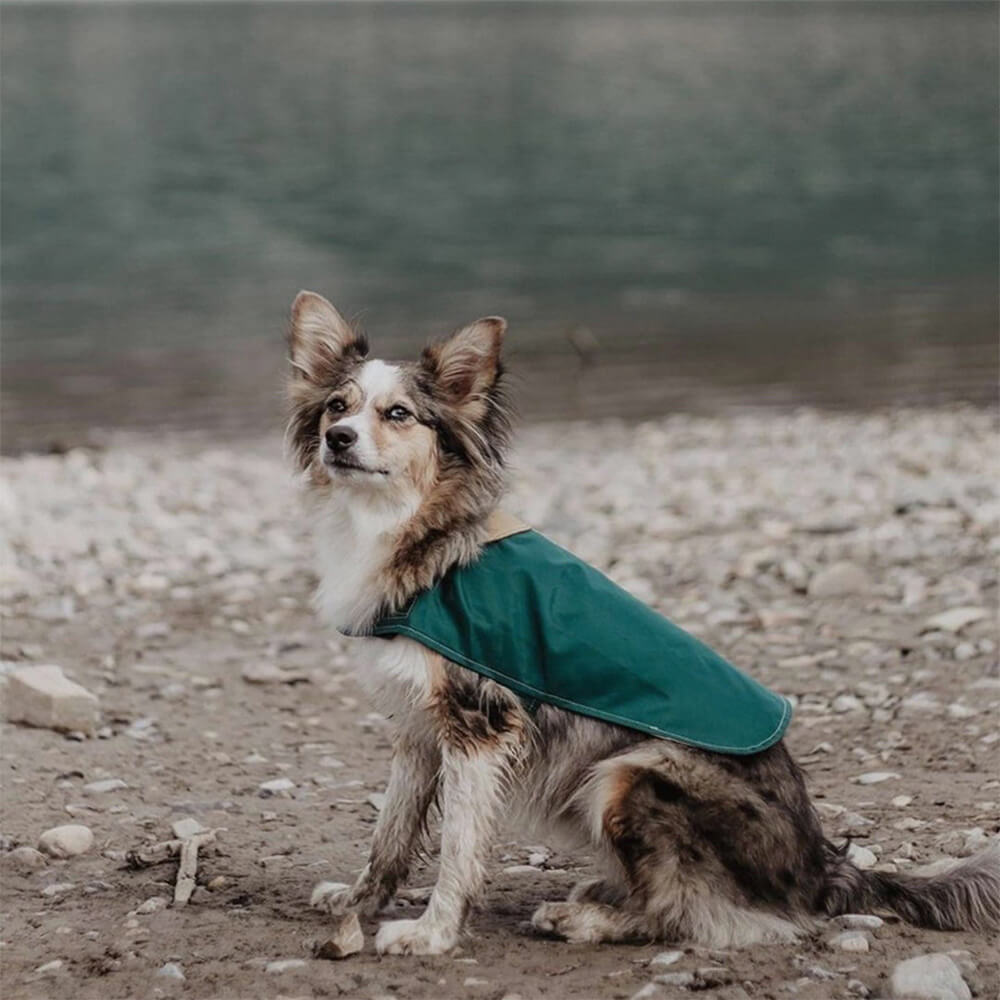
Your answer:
173;830;218;906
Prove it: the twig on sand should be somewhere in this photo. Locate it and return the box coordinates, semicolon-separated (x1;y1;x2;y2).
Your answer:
125;829;222;906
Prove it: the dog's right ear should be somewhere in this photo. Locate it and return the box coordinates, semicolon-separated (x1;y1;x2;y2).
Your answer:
287;290;368;381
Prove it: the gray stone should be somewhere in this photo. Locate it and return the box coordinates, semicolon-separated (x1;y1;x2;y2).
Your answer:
38;824;93;858
809;562;872;598
136;895;169;914
856;771;900;785
847;843;877;869
889;954;970;1000
83;778;127;795
922;607;989;634
6;665;99;735
313;912;364;959
258;778;295;798
834;913;884;930
649;950;684;967
827;930;870;953
171;817;206;839
5;846;47;870
157;962;185;981
265;959;308;974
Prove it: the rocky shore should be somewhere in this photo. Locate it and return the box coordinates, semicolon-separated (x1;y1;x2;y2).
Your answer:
1;407;998;999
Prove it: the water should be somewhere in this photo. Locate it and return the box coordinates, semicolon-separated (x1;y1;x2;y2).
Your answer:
2;2;997;451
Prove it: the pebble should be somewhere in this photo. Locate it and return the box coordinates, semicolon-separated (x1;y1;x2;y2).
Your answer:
265;959;308;974
633;984;669;999
847;844;877;869
832;694;863;713
834;913;884;930
5;846;47;870
136;895;169;914
258;778;295;798
889;954;971;1000
649;950;684;967
366;792;387;811
891;795;913;808
856;771;900;785
6;665;99;735
83;778;127;795
809;562;872;598
34;959;63;975
241;663;308;685
313;912;364;959
38;824;94;858
828;930;870;953
922;607;989;634
157;962;185;981
171;817;206;839
41;882;75;896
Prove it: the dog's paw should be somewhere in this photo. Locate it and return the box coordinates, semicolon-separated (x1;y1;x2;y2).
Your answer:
310;880;374;915
531;901;604;944
375;917;457;956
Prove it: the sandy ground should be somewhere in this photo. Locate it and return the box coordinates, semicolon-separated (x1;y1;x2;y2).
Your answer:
1;407;998;1000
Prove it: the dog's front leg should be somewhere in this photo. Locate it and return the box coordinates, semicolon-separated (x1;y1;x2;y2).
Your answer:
313;727;440;917
375;740;509;955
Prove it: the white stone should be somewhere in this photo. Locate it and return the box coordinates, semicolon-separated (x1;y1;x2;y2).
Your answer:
809;562;872;598
856;771;900;785
83;778;127;795
136;895;169;914
947;702;977;719
649;950;684;967
834;913;884;930
922;607;989;634
157;962;185;980
847;844;877;869
40;882;75;896
313;912;364;959
265;959;308;974
5;665;99;735
889;954;970;1000
258;778;295;797
366;792;386;811
38;824;93;858
5;845;47;869
171;817;206;840
35;959;63;975
631;985;666;1000
832;694;863;713
527;851;548;867
828;930;870;952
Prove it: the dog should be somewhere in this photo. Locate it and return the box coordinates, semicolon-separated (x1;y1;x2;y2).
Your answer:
285;289;999;956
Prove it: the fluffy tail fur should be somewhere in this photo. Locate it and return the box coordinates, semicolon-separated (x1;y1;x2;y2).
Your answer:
821;841;1000;931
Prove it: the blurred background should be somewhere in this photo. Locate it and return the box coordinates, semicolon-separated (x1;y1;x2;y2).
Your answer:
2;0;997;453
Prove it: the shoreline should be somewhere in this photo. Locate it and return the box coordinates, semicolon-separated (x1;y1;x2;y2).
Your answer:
1;405;998;998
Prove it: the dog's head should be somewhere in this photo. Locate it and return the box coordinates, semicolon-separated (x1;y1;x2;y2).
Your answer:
285;291;511;512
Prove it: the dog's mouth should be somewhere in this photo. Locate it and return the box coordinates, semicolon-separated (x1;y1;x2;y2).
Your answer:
326;456;390;477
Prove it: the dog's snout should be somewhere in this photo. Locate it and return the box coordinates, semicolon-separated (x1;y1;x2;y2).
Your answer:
325;425;358;452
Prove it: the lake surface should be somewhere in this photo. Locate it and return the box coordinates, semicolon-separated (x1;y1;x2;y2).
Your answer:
2;1;997;451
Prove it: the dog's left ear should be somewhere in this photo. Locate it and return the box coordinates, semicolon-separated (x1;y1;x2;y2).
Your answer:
422;317;506;408
287;290;368;382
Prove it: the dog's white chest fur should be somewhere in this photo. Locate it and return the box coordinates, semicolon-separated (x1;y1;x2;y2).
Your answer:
312;494;432;707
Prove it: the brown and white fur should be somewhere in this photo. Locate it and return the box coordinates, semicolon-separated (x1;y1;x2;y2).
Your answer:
285;290;1000;956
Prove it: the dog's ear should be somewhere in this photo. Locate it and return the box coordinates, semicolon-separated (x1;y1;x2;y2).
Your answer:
287;290;368;381
421;317;506;411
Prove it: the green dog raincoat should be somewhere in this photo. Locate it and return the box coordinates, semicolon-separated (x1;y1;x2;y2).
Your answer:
355;514;791;755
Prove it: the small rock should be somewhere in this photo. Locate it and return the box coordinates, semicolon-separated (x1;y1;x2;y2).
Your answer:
258;778;295;798
891;795;913;808
312;912;364;959
953;642;977;662
833;694;863;713
528;851;548;867
633;984;669;999
38;824;93;858
34;959;63;975
5;846;47;870
809;562;872;598
6;665;99;735
464;977;491;987
265;959;308;974
206;875;228;892
83;778;127;795
41;882;75;896
835;914;884;930
366;792;386;811
171;817;205;840
847;844;878;870
922;607;989;634
856;771;900;785
136;622;171;641
157;962;185;981
828;930;870;953
649;950;684;967
136;895;168;915
847;979;872;998
241;663;308;685
889;953;970;1000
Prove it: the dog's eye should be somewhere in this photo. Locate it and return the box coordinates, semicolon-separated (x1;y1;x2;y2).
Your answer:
326;398;346;413
385;404;412;422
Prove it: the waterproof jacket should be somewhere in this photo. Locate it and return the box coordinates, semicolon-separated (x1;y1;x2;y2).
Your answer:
354;514;791;755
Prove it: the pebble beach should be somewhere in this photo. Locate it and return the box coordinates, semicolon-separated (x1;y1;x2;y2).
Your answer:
1;406;998;999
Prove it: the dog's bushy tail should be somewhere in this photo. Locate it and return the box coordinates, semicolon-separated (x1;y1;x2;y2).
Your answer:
821;841;1000;932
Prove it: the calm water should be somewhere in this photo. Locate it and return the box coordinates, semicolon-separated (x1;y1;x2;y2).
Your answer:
2;2;997;451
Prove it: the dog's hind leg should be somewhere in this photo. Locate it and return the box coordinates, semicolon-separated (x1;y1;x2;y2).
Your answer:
314;724;440;917
532;901;647;943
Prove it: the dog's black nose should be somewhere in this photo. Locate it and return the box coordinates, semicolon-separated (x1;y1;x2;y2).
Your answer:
325;425;358;452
